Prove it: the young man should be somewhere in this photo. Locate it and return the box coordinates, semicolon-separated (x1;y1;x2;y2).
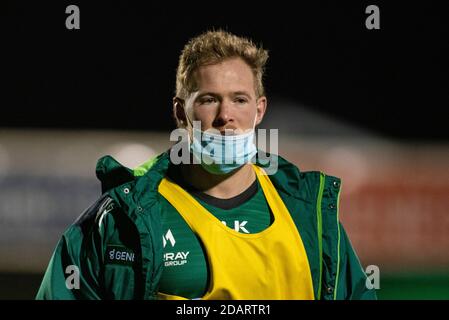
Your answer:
36;30;376;300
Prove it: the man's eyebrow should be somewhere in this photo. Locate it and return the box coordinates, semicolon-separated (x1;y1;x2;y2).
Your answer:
196;92;219;98
232;91;252;98
195;91;252;100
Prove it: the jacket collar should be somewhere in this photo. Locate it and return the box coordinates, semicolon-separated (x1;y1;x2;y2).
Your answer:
95;150;306;205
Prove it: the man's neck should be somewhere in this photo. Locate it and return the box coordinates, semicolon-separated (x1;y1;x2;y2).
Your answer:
181;163;256;199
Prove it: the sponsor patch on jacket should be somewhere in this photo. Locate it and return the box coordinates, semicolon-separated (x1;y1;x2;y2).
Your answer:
105;245;136;266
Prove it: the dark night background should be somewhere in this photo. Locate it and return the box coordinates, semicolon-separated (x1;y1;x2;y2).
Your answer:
2;1;448;141
1;1;449;301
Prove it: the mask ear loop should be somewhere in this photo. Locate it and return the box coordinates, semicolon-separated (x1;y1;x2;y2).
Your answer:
182;103;194;129
253;113;258;130
182;104;196;145
251;113;258;162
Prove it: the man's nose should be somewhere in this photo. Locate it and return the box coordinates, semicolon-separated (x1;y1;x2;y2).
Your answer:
213;101;234;127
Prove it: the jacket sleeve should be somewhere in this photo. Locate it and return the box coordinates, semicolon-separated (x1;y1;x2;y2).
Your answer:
334;225;377;300
35;197;111;300
35;233;102;300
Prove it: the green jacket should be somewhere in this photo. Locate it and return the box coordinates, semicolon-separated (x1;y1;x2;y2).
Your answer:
36;151;377;300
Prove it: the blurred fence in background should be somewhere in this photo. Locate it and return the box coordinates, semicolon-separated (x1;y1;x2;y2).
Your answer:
0;128;448;298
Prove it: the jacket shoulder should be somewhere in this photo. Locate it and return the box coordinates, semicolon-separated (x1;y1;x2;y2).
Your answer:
73;194;115;228
266;154;341;203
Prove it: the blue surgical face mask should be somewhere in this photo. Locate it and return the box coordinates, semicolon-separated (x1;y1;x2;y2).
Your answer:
190;125;257;175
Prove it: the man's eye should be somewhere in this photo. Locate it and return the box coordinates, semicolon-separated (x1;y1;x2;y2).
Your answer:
200;98;215;104
235;98;248;104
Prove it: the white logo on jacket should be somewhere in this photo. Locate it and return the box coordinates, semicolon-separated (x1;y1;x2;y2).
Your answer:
163;229;176;248
221;220;250;233
163;229;190;267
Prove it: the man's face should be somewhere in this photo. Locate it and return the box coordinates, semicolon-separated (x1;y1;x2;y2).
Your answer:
180;57;267;135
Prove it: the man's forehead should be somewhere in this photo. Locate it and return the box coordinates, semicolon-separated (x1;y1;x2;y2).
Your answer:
195;58;253;78
193;59;256;94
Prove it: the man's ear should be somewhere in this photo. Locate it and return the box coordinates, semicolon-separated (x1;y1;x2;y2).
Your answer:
173;97;187;127
255;96;267;126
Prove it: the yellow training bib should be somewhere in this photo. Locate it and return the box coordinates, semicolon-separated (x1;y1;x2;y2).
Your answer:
157;164;314;300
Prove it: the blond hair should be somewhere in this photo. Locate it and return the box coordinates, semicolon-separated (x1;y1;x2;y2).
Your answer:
176;30;269;100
